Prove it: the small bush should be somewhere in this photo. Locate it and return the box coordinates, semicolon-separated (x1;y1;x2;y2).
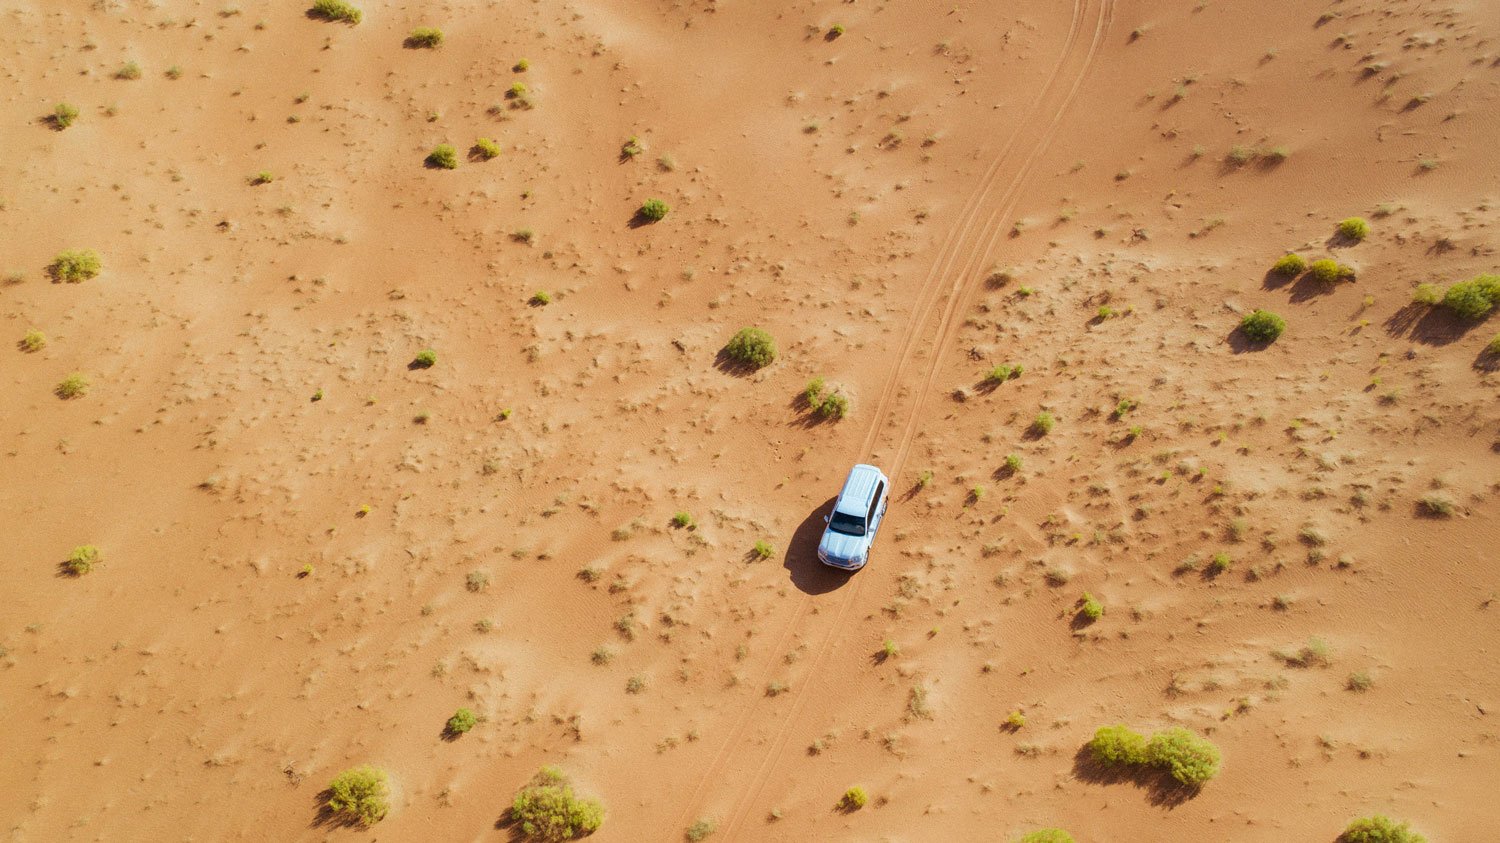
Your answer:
49;249;102;282
1240;310;1286;343
466;569;489;592
55;373;90;399
1031;411;1055;436
446;707;478;734
752;540;774;560
723;327;776;369
20;329;46;352
250;171;274;185
114;61;142;80
1078;592;1103;622
1488;333;1500;355
816;392;849;419
530;291;552;306
473;137;500;159
514;58;530;72
839;786;868;810
1347;671;1373;692
1337;217;1370;241
1412;283;1441;305
412;348;437;368
803;377;825;405
310;0;362;23
1308;258;1354;284
828;24;845;38
326;765;390;826
685;818;717;841
639;198;670;221
1270;253;1306;276
1417;493;1455;517
1003;710;1026;730
1145;727;1222;786
1088;725;1148;766
405;27;443;48
63;545;100;576
1208;552;1231;574
426;144;458;169
1018;831;1075;843
1341;816;1426;843
621;136;643;158
510;767;604;841
1440;274;1500;320
986;364;1019;383
672;511;695;529
53;102;79;129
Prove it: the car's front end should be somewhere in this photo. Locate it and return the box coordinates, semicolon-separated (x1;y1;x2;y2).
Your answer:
817;528;868;571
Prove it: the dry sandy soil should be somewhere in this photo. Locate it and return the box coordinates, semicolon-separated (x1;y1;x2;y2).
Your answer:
4;0;1500;840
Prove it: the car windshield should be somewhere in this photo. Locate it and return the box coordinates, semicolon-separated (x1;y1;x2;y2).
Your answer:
829;509;866;536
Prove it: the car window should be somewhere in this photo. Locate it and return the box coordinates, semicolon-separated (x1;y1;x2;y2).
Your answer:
866;482;886;521
829;509;866;536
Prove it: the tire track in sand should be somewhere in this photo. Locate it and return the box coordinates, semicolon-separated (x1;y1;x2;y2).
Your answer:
676;0;1113;835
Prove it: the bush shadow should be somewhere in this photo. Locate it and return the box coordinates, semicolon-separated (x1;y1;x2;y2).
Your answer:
1070;746;1198;808
713;348;760;377
1225;326;1273;354
310;789;360;829
1287;274;1341;303
1384;303;1477;346
1261;269;1296;290
627;211;656;229
1475;346;1500;373
783;497;850;595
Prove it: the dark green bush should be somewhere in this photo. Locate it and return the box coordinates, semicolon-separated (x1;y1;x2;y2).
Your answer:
1145;726;1222;786
1337;217;1370;241
446;707;477;734
1308;258;1354;283
310;0;362;23
1441;274;1500;320
49;249;101;282
412;349;437;368
1240;310;1285;342
1270;253;1306;276
1031;411;1055;435
1340;816;1426;843
53;103;79;129
1018;831;1075;843
405;27;443;48
639;198;670;221
326;765;390;825
1088;725;1148;766
1078;592;1103;622
723;327;776;369
426;144;458;169
510;767;604;841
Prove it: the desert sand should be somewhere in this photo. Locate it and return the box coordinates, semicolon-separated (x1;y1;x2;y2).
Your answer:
3;0;1499;840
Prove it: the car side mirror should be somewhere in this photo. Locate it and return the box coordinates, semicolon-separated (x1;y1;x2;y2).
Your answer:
824;515;830;523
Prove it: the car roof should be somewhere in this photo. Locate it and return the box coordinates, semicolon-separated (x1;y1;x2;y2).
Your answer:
834;464;886;515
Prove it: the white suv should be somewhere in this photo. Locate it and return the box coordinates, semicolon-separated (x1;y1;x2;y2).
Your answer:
817;464;890;571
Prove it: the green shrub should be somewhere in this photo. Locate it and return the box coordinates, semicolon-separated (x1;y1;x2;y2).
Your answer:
1078;592;1103;622
839;786;868;810
1031;411;1055;435
55;373;90;399
1004;453;1023;473
326;765;390;825
723;327;776;369
1412;283;1441;305
63;545;100;576
986;364;1019;383
1088;725;1148;766
828;24;845;38
446;707;477;734
114;61;142;80
1340;815;1426;843
1337;217;1370;241
621;136;643;158
510;767;604;841
473;137;500;159
20;329;46;352
250;171;274;185
685;818;717;841
752;540;774;560
817;392;849;419
53;102;79;129
426;144;458;169
639;198;670;221
1018;831;1075;843
49;249;101;282
1208;552;1231;574
1308;258;1354;283
310;0;362;23
1488;333;1500;355
1240;309;1286;342
530;291;552;306
514;58;530;72
672;511;695;529
1440;274;1500;319
1145;726;1222;786
1417;493;1455;517
405;27;443;48
412;349;437;368
803;377;825;405
1270;253;1306;276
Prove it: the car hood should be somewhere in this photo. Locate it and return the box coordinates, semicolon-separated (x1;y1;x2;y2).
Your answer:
819;527;866;562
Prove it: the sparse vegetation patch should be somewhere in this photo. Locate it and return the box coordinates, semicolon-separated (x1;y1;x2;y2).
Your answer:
405;27;443;48
509;767;604;841
722;327;776;369
326;765;390;826
310;0;362;23
1340;816;1426;843
49;249;101;282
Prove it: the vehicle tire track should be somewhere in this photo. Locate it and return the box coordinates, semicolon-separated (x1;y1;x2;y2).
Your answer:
686;1;1112;836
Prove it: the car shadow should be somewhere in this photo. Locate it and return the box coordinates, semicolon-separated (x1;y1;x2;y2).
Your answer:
783;497;850;595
